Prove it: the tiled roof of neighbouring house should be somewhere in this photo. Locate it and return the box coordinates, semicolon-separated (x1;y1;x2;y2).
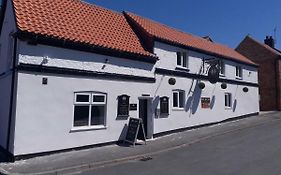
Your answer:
125;12;257;66
13;0;156;60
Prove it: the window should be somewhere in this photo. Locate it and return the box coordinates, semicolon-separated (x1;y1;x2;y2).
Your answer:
235;65;242;79
224;93;232;108
73;92;107;128
173;90;185;109
117;94;130;116
176;52;188;68
160;96;169;115
219;60;225;76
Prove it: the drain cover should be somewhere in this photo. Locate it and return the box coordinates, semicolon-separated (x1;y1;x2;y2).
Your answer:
140;156;153;161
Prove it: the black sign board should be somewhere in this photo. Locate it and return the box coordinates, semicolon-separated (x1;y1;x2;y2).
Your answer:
160;96;169;115
201;97;211;108
124;118;146;146
118;95;130;116
129;104;137;111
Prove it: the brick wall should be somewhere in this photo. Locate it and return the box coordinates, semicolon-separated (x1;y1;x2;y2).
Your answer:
236;36;280;111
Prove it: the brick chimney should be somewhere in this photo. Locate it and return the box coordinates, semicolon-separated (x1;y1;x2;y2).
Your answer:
264;36;275;48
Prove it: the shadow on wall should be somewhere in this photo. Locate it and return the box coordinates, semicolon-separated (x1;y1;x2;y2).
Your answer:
185;80;202;114
233;99;237;112
118;124;128;141
210;95;216;109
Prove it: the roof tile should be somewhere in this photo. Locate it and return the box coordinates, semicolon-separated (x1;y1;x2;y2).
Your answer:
13;0;155;59
125;12;256;66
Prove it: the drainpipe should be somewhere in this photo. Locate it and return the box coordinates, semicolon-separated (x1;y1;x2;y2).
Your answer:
275;58;280;111
6;32;18;156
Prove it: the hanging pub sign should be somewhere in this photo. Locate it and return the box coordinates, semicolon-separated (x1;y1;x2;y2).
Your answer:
201;97;211;108
160;96;169;115
207;65;219;84
124;118;146;146
117;94;130;116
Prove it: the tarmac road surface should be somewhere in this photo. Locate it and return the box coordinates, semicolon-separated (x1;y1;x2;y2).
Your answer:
77;113;281;175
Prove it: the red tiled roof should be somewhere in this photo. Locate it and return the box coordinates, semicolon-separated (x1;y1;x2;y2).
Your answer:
13;0;156;59
125;12;257;66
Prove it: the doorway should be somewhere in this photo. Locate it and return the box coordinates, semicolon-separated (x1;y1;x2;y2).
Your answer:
139;99;148;138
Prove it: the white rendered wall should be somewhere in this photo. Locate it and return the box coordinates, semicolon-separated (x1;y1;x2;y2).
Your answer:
12;37;259;156
18;41;154;79
14;72;154;155
152;41;259;134
154;41;258;84
13;41;156;155
0;0;17;149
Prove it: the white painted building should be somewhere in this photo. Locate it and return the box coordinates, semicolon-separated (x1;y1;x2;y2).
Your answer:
0;0;259;159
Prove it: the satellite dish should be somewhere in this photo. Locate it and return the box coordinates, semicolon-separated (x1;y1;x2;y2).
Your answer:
208;65;219;84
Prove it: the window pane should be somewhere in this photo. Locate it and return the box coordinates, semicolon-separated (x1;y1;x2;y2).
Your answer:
220;61;225;74
179;91;185;108
91;106;105;125
74;106;89;126
76;94;90;103
225;94;228;106
177;52;181;66
93;95;105;103
239;67;242;77
173;92;178;107
228;94;232;107
183;52;187;67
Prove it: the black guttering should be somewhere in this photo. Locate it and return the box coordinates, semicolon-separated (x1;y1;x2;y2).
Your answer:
18;64;156;83
154;37;258;68
16;31;158;64
6;32;18;158
0;0;7;35
155;68;259;87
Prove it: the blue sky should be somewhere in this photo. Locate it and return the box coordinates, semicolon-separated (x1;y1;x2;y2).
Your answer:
87;0;281;49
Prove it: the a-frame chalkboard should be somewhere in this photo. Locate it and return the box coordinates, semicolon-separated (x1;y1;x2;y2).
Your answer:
124;118;147;146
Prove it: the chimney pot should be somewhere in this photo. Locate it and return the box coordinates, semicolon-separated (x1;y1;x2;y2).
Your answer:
264;36;275;48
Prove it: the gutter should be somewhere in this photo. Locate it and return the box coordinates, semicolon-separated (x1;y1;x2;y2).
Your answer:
6;31;18;158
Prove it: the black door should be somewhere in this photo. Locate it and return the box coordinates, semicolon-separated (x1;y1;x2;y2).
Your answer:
139;99;148;137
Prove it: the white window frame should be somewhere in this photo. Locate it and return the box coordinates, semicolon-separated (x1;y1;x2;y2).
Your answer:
224;93;232;109
235;65;243;79
72;92;107;131
172;90;185;110
219;60;225;76
176;52;189;69
75;93;91;104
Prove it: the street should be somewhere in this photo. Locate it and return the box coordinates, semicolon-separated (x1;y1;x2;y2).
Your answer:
77;113;281;175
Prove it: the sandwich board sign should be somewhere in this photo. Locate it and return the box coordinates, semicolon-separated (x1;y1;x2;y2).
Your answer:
124;118;146;146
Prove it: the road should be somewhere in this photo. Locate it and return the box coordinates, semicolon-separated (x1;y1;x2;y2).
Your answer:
77;113;281;175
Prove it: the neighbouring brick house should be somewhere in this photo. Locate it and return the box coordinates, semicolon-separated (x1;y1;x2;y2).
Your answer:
236;36;281;111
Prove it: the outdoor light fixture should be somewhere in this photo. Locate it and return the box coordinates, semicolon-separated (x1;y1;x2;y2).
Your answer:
168;78;176;85
198;82;205;89
221;83;227;89
243;87;249;92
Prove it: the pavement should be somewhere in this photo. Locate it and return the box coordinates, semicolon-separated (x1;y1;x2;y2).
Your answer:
0;111;280;175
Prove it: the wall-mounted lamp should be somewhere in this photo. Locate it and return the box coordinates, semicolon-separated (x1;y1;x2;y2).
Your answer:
168;78;176;85
221;83;227;89
198;82;205;89
243;87;249;92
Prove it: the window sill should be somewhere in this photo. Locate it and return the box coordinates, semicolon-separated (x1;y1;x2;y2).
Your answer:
70;125;107;133
219;74;225;77
175;67;190;72
172;108;185;111
235;77;243;80
224;107;232;110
